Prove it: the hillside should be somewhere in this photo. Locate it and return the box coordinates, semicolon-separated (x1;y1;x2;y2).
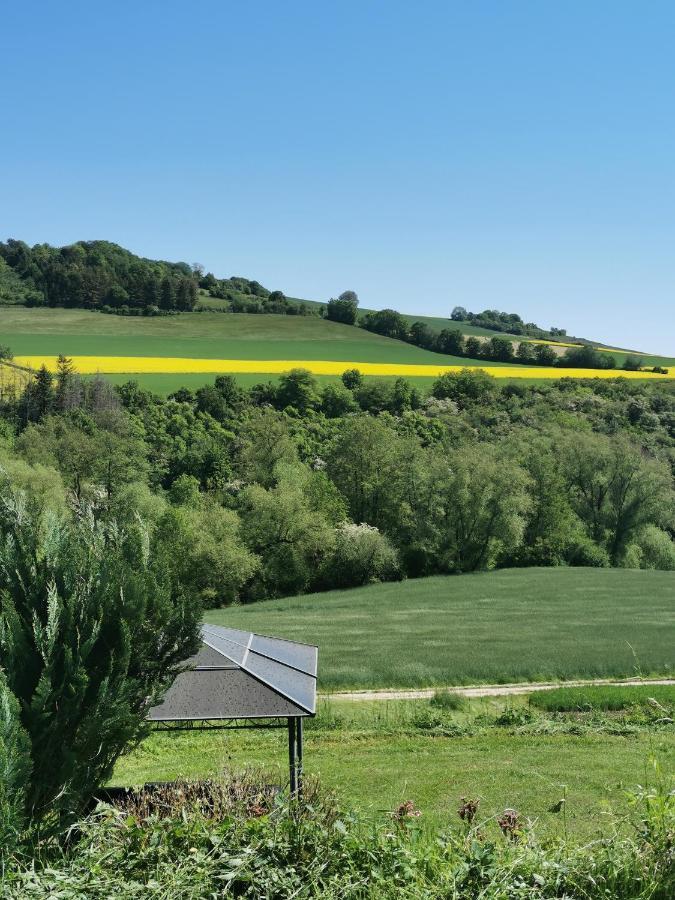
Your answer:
1;307;671;395
206;568;675;690
3;238;672;368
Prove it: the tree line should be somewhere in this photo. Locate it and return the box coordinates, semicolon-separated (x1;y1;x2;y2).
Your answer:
0;239;198;313
326;293;653;371
0;360;673;612
450;305;568;339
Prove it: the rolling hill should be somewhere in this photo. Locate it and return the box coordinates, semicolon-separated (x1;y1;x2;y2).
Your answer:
1;307;671;394
0;239;672;390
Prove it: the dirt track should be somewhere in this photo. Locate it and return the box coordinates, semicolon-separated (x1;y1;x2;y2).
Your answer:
324;677;675;702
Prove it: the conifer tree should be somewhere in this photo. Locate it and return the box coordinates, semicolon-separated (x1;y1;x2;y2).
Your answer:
0;480;201;827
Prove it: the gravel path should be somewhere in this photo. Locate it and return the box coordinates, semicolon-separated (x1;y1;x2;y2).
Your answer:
324;677;675;702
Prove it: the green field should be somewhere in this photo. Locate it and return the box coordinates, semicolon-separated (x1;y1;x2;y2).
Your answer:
205;568;675;689
0;307;506;365
113;698;674;839
529;684;675;712
1;308;671;395
117;565;675;840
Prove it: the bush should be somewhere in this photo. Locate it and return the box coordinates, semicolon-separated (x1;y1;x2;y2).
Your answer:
429;689;467;711
320;522;400;588
634;525;675;571
0;482;201;829
0;673;31;864
567;536;610;567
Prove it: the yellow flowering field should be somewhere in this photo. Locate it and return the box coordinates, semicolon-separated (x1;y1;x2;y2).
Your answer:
13;355;672;380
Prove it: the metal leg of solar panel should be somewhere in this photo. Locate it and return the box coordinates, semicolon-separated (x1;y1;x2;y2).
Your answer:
288;717;297;796
295;718;304;799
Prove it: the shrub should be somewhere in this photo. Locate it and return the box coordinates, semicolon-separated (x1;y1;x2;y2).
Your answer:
634;525;675;571
0;673;31;864
429;689;467;711
320;522;400;588
0;481;201;829
567;536;610;567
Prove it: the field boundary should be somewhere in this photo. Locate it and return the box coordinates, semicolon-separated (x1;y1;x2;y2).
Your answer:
324;677;675;702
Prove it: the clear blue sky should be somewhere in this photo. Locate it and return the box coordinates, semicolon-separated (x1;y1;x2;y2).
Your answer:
2;1;674;353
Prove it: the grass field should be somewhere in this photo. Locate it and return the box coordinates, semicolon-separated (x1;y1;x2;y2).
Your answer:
113;698;675;839
205;568;675;690
0;308;476;365
113;565;675;841
2;310;671;393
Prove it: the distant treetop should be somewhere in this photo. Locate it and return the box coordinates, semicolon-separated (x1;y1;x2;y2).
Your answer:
0;238;197;314
451;305;567;341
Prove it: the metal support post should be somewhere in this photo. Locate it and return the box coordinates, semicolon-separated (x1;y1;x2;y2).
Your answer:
296;717;304;798
288;717;297;796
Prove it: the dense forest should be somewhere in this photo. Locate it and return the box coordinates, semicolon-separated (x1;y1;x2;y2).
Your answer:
0;239;198;312
0;362;673;610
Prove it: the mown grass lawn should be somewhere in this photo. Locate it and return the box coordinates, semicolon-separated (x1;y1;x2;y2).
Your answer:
205;568;675;690
114;699;674;841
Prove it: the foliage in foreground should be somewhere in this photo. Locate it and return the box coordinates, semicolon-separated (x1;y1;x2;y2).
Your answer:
0;479;201;838
3;772;674;899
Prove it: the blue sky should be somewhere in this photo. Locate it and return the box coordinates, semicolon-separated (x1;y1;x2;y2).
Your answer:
1;1;673;352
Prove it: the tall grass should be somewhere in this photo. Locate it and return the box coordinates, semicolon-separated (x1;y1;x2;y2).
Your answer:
530;685;675;713
4;771;674;898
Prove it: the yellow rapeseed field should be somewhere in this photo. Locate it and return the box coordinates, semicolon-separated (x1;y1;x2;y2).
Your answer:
0;362;31;402
13;355;672;380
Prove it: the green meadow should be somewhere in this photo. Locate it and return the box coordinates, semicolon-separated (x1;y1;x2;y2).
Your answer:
205;568;675;690
114;696;675;839
114;566;675;841
0;307;486;365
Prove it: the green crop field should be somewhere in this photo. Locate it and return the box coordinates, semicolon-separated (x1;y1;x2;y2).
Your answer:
1;308;671;395
114;566;675;840
529;684;675;712
0;307;498;365
205;568;675;690
0;308;450;359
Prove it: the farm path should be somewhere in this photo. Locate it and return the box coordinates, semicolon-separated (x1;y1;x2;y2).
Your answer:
324;677;675;702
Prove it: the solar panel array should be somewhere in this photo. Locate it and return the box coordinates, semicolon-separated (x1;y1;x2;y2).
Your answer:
148;624;318;722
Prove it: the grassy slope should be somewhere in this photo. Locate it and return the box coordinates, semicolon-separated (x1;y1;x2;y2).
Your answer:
1;309;670;394
0;308;500;366
205;568;675;690
116;568;675;838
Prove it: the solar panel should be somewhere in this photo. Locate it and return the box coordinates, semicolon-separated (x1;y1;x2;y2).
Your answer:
147;624;318;722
